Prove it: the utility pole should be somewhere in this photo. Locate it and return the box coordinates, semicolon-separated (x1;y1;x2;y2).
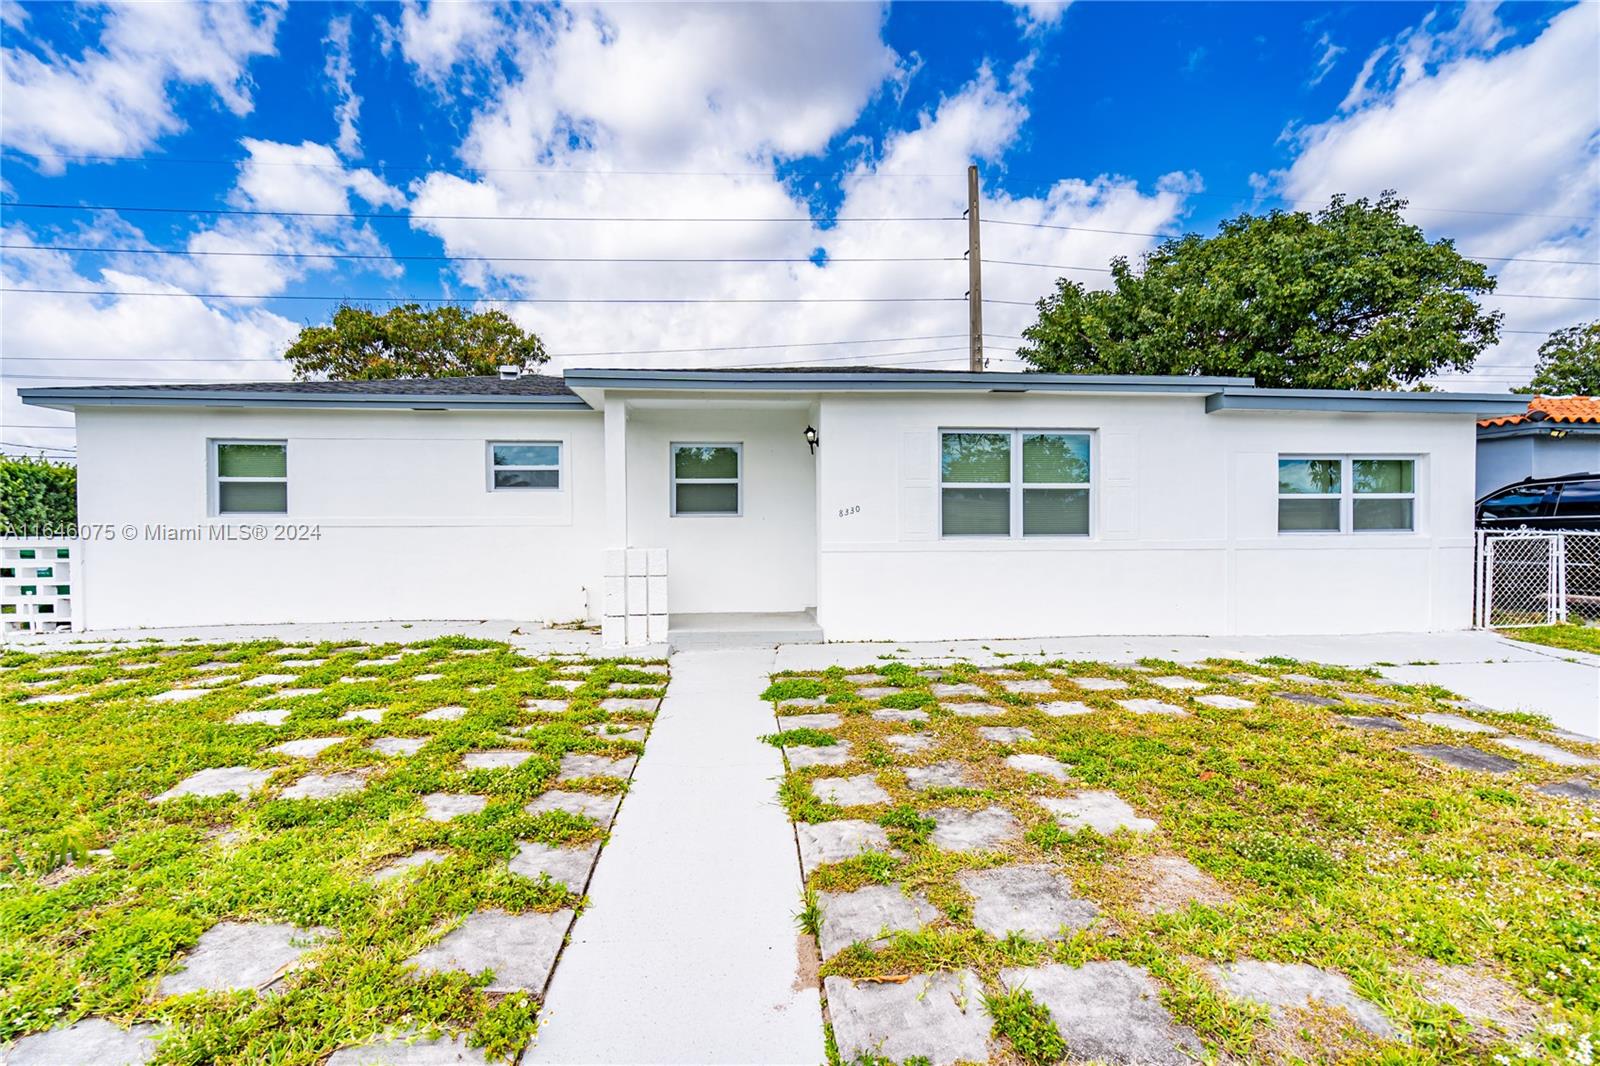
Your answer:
966;161;979;369
965;164;984;372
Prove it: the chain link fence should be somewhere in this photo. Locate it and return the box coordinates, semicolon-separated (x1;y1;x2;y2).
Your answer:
1476;530;1600;628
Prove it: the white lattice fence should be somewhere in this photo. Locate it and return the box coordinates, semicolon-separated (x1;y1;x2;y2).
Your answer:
1476;530;1600;628
1;538;78;634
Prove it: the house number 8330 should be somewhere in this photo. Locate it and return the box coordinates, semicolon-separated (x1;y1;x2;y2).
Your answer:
837;505;861;518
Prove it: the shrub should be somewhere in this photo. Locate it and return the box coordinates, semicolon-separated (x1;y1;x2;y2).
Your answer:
0;456;77;532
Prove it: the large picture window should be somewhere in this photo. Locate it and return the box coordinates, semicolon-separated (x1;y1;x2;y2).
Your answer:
489;441;561;490
1278;456;1416;533
212;440;287;514
940;430;1091;538
672;443;741;516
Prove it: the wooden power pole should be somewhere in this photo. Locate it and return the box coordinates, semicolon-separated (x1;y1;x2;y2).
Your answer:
965;164;984;372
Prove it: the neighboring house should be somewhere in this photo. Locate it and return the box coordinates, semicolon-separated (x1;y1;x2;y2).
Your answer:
1477;395;1600;499
19;368;1525;644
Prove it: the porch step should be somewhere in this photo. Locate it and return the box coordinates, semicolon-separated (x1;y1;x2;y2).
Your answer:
667;611;823;651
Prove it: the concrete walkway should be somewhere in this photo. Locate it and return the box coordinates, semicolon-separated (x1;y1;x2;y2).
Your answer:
524;648;823;1065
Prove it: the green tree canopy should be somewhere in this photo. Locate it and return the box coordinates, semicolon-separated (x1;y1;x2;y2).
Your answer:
1516;321;1600;395
1018;192;1502;390
283;303;548;380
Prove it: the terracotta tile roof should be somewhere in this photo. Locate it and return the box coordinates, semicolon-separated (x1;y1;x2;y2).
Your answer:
1480;395;1600;427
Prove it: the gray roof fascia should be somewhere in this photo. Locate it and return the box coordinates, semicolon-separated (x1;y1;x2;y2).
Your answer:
1205;387;1530;416
560;368;1252;394
16;386;593;412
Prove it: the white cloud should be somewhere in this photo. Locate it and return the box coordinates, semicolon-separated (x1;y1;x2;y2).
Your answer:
1269;3;1600;391
2;227;300;453
399;8;1192;374
324;14;362;157
385;0;513;89
1005;1;1071;34
1308;31;1345;87
0;2;284;171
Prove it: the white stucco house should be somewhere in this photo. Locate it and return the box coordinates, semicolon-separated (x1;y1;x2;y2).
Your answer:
19;367;1526;645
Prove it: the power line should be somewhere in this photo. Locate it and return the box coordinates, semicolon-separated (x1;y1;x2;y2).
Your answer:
12;151;1590;223
2;287;963;306
0;440;76;451
3;333;974;364
981;293;1599;307
2;201;962;224
1;243;963;266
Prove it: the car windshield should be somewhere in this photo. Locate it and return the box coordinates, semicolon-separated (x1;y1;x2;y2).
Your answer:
1481;485;1556;518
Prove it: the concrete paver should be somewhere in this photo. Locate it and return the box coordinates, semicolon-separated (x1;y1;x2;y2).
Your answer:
816;884;937;957
959;864;1097;939
824;970;990;1066
159;922;329;995
928;806;1019;852
408;909;573;994
1210;960;1398;1040
1001;961;1203;1065
2;1018;165;1066
1039;791;1157;835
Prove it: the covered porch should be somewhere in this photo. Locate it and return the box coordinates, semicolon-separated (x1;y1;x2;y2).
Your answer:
585;385;824;648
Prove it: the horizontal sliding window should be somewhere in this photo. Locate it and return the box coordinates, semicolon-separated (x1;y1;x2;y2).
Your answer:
490;441;561;490
213;440;287;515
1278;456;1416;533
941;430;1091;538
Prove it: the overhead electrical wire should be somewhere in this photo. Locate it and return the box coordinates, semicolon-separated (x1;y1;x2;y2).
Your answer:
0;243;962;266
1;201;961;224
1;287;964;306
9;152;1592;222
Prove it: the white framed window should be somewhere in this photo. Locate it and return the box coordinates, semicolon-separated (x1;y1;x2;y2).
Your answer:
1277;456;1416;533
671;442;741;516
489;441;561;491
212;440;287;515
940;429;1092;538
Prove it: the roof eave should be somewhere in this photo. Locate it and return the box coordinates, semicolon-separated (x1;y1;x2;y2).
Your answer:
1205;388;1530;416
561;368;1253;394
16;387;593;412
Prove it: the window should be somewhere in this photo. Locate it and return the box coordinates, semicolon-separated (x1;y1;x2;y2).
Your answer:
672;443;741;515
1277;456;1416;533
489;441;561;490
213;441;287;514
940;430;1091;537
1479;484;1556;522
1555;480;1600;520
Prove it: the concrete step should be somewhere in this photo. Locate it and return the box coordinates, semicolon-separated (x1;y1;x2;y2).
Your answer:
667;611;823;651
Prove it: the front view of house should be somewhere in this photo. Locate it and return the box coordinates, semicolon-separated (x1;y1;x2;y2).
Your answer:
20;369;1527;644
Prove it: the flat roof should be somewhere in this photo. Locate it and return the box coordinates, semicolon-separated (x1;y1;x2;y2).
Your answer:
17;366;1531;417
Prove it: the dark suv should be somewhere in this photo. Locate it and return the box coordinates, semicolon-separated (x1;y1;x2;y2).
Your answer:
1477;473;1600;531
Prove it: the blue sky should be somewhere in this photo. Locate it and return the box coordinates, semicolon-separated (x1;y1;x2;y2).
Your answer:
2;1;1597;453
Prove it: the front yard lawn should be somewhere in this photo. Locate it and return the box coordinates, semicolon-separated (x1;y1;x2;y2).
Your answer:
1504;623;1600;656
764;658;1600;1065
0;638;666;1063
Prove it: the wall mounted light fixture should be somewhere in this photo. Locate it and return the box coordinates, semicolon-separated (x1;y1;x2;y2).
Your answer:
803;425;819;454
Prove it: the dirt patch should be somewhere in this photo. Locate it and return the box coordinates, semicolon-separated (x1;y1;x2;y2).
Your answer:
1119;854;1233;915
793;932;821;992
1247;1001;1387;1065
1411;958;1542;1038
35;863;94;890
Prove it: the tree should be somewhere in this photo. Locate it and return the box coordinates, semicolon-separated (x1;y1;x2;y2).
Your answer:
0;456;77;532
283;303;548;380
1516;321;1600;395
1018;192;1502;390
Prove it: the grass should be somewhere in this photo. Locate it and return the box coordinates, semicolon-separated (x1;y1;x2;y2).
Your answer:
763;658;1600;1065
1504;623;1600;656
0;638;667;1063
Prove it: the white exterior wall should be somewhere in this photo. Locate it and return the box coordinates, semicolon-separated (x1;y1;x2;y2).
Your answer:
73;405;605;629
623;405;817;614
814;392;1478;640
